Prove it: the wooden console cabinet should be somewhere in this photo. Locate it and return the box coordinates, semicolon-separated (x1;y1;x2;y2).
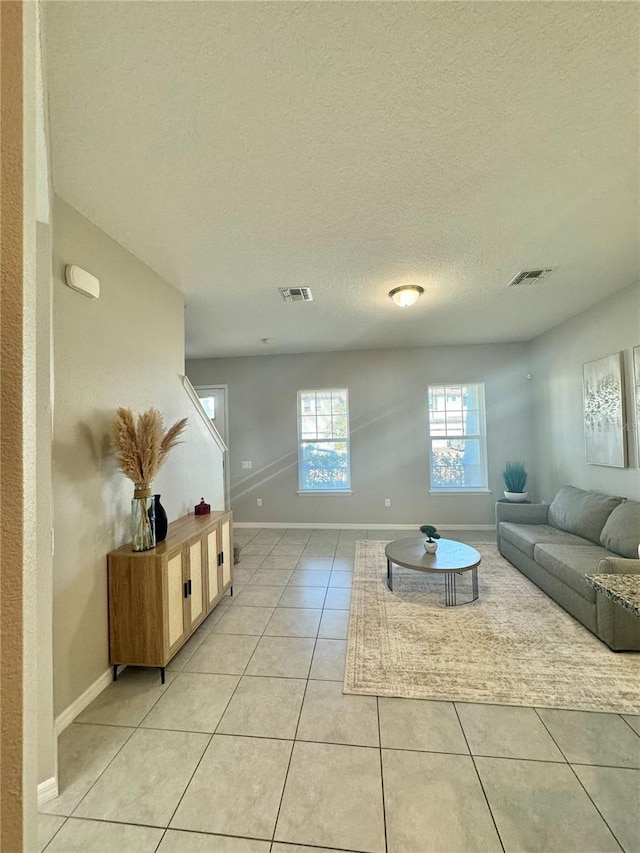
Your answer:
107;510;233;681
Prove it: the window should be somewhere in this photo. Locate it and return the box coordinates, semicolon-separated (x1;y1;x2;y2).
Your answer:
198;395;215;420
297;389;351;492
427;384;488;492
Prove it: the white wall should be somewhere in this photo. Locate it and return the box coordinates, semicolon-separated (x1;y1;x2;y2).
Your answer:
34;0;58;795
187;344;534;525
36;222;56;789
530;282;640;502
52;196;224;717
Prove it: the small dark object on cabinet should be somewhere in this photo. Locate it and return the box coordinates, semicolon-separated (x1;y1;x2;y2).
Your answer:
154;495;168;542
195;497;210;515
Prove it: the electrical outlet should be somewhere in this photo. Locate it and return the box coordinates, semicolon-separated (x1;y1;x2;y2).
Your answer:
385;498;391;507
256;498;262;507
241;461;252;469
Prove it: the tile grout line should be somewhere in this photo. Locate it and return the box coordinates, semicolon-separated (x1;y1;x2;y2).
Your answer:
54;719;639;770
376;696;389;853
48;811;286;845
619;714;640;739
531;708;573;763
148;730;215;832
60;716;140;823
40;815;68;853
564;763;626;853
272;840;370;853
153;827;167;853
533;708;626;852
268;667;314;845
162;673;241;831
268;572;321;845
452;702;506;853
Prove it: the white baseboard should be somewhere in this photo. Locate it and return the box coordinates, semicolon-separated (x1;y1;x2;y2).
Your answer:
55;666;118;735
234;522;495;530
40;667;120;807
37;777;58;806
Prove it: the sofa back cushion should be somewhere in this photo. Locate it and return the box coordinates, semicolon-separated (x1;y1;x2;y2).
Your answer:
548;485;624;544
600;500;640;558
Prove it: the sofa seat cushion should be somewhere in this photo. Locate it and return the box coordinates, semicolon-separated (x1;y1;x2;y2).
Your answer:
499;522;589;560
548;485;624;544
600;500;640;559
534;544;613;603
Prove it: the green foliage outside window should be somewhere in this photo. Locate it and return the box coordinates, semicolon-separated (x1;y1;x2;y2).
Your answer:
432;440;465;486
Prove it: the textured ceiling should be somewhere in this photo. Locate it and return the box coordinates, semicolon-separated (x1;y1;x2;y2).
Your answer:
43;2;639;358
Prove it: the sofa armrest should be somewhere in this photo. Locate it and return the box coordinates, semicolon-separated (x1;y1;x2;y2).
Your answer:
596;557;640;576
495;502;549;526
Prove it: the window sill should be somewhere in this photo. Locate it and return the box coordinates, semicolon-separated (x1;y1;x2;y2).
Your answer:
429;489;492;495
297;490;353;496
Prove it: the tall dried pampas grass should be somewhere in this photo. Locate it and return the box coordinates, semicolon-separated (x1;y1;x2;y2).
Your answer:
113;407;187;485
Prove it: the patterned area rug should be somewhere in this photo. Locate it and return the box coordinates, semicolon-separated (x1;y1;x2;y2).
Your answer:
344;541;640;713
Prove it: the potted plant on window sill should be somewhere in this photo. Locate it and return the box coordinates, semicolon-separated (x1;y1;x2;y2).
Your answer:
419;524;441;553
503;460;528;502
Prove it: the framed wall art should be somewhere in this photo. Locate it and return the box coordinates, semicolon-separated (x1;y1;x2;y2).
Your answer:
582;351;626;467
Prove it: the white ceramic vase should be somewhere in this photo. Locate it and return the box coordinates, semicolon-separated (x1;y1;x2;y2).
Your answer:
424;540;438;553
504;491;528;502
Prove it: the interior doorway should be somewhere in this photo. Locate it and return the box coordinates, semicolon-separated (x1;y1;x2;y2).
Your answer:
195;385;230;511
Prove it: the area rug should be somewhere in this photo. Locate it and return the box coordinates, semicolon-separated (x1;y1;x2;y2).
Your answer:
344;540;640;713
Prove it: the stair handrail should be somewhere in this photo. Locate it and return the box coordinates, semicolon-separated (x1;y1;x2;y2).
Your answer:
181;375;228;453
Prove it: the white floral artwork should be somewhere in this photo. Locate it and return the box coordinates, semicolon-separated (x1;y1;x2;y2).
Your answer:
582;352;626;467
634;346;640;464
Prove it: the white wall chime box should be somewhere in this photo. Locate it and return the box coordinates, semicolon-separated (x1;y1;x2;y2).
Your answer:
64;264;100;299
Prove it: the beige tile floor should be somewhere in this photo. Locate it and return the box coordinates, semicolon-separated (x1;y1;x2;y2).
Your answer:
39;527;640;853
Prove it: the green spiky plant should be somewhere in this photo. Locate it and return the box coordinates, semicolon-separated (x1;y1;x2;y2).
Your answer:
419;524;441;542
503;460;528;493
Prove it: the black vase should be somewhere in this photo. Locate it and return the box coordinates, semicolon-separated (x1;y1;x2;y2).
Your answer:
154;495;168;542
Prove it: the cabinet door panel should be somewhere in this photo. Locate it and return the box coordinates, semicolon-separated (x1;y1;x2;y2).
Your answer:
221;518;232;587
167;553;185;647
207;529;220;605
189;540;204;624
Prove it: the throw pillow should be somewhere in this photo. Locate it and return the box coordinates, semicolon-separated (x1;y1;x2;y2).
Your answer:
600;500;640;559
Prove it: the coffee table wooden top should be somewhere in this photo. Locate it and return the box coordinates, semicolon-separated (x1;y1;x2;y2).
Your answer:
385;536;481;574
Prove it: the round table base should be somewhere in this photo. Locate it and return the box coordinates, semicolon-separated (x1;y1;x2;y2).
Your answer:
386;559;479;607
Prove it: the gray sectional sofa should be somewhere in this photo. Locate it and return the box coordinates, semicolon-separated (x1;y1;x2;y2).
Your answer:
496;485;640;651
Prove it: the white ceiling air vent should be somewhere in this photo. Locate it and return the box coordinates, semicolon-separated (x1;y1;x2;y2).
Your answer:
279;287;314;302
507;269;554;287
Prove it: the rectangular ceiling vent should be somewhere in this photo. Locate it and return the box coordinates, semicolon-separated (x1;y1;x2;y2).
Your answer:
279;287;314;302
508;269;554;287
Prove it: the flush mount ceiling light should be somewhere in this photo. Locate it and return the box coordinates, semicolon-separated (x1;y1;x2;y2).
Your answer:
388;285;424;308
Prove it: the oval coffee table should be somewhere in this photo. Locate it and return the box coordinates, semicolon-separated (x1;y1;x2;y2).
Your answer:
384;536;481;606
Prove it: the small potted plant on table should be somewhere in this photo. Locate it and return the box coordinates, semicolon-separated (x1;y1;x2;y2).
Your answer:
419;524;441;553
503;460;528;502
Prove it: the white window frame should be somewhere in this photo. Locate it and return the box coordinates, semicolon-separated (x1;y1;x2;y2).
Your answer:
427;382;490;494
297;388;352;495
